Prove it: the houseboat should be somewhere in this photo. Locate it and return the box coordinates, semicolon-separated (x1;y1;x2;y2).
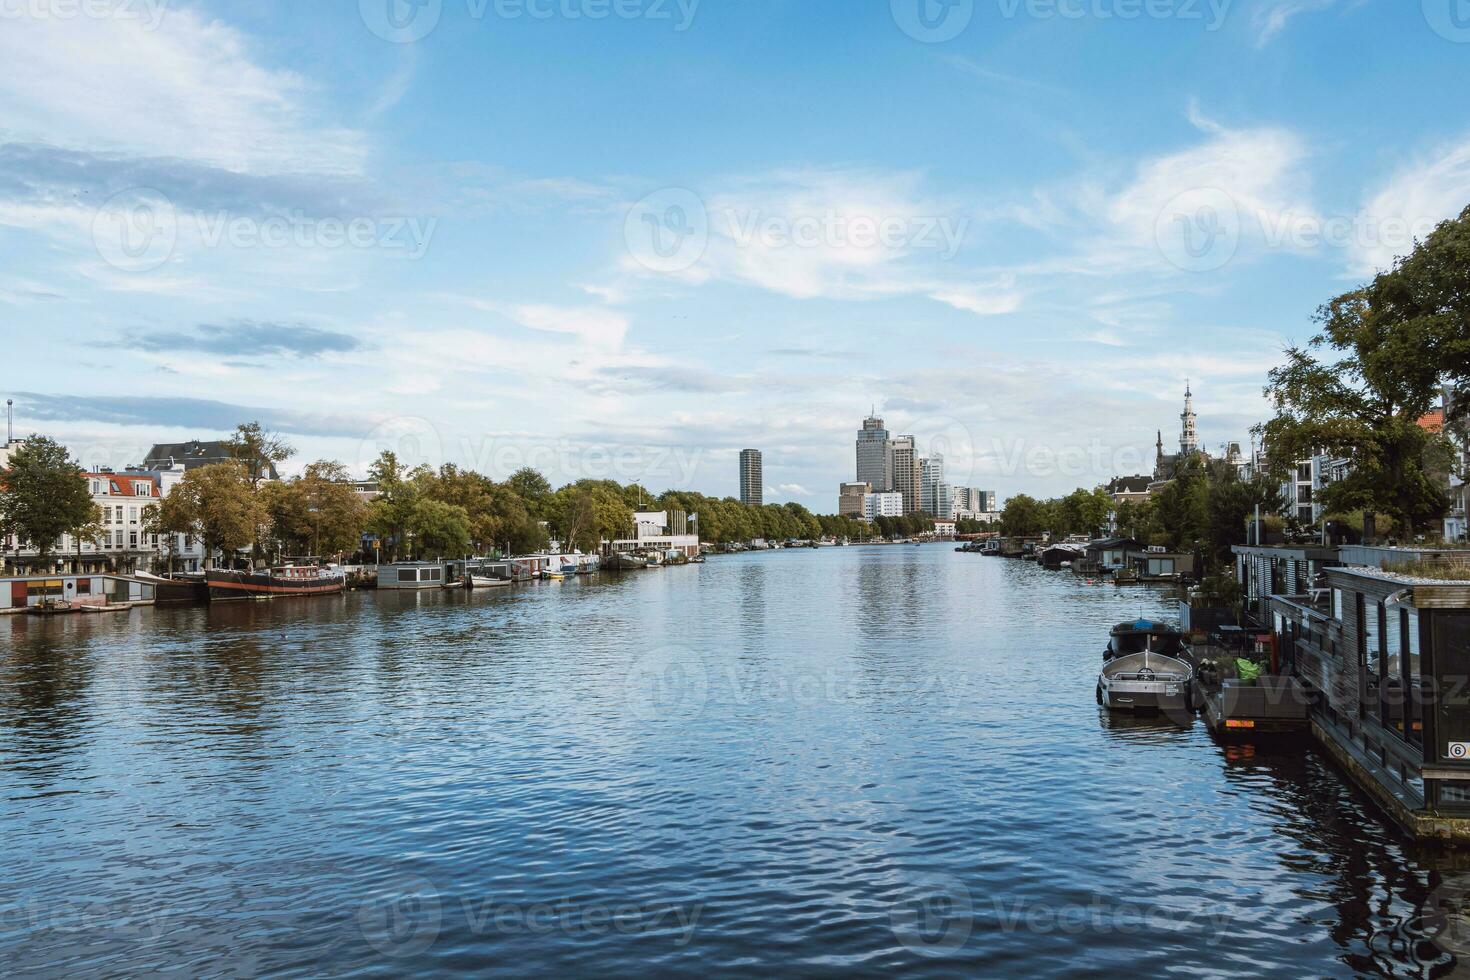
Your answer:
1244;543;1470;842
206;565;345;601
378;562;448;590
2;573;159;614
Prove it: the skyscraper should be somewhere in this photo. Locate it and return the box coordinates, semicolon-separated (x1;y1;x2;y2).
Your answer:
739;449;763;507
889;436;920;515
856;414;890;493
920;453;945;515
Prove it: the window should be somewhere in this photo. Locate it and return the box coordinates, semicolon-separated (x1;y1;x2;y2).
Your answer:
1333;589;1345;621
1297;485;1313;504
129;532;138;547
136;484;149;496
1401;607;1422;745
400;569;419;583
1298;462;1313;481
90;480;99;494
1360;594;1382;719
129;508;138;525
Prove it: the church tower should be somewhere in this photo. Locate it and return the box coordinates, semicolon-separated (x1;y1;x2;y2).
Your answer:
1180;382;1199;456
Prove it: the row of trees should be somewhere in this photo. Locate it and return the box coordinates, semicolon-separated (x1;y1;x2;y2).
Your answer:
0;421;905;571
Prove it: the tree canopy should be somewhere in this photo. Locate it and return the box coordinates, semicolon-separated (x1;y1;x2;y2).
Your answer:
0;436;94;564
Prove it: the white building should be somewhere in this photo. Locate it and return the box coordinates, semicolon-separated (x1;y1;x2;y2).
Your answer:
609;510;701;558
864;492;904;521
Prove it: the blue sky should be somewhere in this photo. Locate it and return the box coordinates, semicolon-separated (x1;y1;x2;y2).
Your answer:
2;0;1467;506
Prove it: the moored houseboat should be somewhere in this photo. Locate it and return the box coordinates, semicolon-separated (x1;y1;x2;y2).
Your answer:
206;565;345;601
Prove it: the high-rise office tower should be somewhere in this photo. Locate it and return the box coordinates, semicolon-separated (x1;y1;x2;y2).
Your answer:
889;436;919;515
856;414;890;492
739;449;763;507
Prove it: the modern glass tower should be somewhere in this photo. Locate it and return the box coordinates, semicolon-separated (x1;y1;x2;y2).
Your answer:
856;414;890;493
739;449;763;507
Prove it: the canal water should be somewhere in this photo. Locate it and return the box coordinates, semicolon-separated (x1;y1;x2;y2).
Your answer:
0;547;1464;977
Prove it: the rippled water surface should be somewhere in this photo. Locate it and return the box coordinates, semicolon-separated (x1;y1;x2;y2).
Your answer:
1;547;1465;977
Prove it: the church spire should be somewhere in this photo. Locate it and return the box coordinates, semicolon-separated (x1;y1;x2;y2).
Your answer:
1180;381;1199;456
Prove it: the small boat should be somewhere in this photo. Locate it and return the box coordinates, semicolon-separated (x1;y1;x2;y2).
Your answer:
543;570;566;581
1104;619;1185;662
465;575;510;589
29;600;76;616
1097;650;1193;717
79;603;131;614
606;553;648;571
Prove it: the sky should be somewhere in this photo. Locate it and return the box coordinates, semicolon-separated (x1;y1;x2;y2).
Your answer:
1;0;1467;508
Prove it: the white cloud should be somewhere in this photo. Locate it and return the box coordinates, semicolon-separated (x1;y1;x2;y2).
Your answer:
1354;134;1470;276
774;483;813;497
1251;0;1347;46
930;285;1023;316
507;304;631;349
623;168;987;312
0;8;365;175
1105;119;1313;253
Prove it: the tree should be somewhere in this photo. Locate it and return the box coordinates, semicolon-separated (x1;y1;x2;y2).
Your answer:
1000;494;1046;537
263;461;367;558
70;504;106;570
1260;286;1452;537
407;498;471;559
0;436;95;570
153;463;267;569
505;468;552;519
366;451;420;562
1365;203;1470;424
550;482;634;553
228;421;294;489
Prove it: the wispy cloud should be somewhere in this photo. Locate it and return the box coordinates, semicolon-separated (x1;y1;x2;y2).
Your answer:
1354;133;1470;276
1251;0;1345;46
0;8;366;176
131;322;368;359
13;392;367;438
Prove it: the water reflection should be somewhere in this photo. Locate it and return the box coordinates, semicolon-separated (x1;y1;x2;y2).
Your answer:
0;549;1465;977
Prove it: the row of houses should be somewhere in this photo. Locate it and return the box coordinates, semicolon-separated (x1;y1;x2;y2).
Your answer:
0;439;242;577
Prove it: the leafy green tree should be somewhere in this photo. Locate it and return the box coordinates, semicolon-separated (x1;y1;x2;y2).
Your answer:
0;436;95;571
1363;203;1470;423
1000;494;1046;537
366;451;421;562
228;421;294;489
263;461;367;558
153;463;267;569
1260;287;1451;537
408;498;471;559
505;468;553;520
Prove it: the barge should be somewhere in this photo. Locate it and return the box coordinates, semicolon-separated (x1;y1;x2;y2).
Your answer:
206;565;345;601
